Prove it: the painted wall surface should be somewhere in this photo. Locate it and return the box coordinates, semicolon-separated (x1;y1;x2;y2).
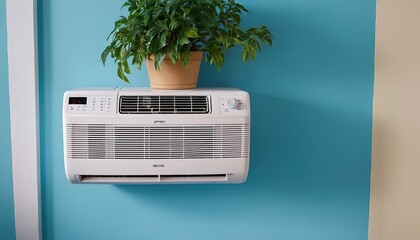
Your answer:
369;0;420;239
0;0;16;239
38;0;375;239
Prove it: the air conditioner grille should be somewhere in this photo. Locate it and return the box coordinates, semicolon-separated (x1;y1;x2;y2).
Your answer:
119;96;210;114
65;124;249;160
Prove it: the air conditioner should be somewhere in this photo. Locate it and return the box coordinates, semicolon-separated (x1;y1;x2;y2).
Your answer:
63;87;250;184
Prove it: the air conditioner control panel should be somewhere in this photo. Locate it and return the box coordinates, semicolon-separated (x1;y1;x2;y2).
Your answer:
67;96;115;113
220;96;247;114
66;93;249;115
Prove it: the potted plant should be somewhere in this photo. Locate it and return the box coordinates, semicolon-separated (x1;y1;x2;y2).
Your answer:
102;0;272;89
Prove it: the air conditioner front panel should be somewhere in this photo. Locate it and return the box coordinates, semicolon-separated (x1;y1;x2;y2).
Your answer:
63;88;250;184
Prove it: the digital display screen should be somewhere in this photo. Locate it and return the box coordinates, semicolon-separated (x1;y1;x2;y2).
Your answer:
69;97;87;105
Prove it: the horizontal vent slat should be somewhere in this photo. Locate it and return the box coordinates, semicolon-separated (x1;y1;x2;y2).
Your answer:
119;95;210;114
65;124;249;160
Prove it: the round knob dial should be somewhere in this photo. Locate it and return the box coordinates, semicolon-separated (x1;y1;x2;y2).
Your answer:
226;98;239;109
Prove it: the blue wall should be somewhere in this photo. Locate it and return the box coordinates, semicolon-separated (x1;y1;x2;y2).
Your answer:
0;0;16;239
38;0;375;239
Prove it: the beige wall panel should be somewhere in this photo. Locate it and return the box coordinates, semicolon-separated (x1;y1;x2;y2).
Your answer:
369;0;420;240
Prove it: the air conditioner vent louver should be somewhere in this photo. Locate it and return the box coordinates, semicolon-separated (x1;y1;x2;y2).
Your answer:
119;95;210;114
65;124;249;160
76;174;229;183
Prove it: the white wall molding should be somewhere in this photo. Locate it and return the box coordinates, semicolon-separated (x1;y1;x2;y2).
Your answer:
6;0;42;239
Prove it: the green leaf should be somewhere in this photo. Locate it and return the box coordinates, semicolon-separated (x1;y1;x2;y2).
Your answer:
169;20;179;30
235;3;248;13
241;48;249;62
233;13;241;23
178;36;190;46
122;61;131;74
185;27;198;38
180;51;191;66
208;44;224;69
160;31;168;47
117;62;130;83
250;47;257;60
121;1;131;9
101;47;111;65
154;53;165;70
169;51;179;64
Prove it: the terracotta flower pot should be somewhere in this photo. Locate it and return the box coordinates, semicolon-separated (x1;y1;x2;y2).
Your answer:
146;51;203;90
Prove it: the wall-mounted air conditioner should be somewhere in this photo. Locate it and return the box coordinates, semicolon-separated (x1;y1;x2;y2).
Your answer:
63;88;250;184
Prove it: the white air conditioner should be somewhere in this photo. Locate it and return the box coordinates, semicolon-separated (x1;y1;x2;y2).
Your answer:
63;87;250;184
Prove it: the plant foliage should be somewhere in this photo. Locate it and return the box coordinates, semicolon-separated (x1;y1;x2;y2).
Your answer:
102;0;273;83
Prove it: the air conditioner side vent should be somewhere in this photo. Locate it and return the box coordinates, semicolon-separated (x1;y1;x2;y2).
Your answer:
119;95;210;114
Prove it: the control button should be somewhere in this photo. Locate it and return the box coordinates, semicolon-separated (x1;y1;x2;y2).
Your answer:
225;98;239;109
